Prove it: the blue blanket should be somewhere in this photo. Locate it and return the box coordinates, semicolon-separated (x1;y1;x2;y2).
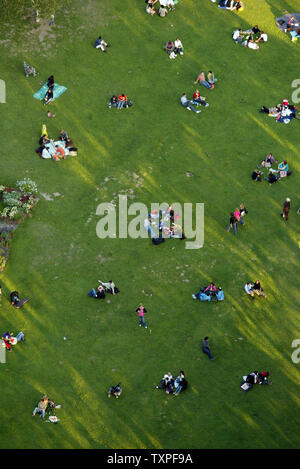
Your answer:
33;83;67;101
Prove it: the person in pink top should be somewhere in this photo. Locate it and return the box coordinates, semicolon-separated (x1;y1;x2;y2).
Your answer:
136;304;147;328
234;208;241;222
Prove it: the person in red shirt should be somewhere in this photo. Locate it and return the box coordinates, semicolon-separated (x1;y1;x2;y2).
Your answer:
117;93;127;110
193;90;209;107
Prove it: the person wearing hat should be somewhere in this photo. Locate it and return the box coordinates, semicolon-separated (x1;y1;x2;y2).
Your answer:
281;198;291;221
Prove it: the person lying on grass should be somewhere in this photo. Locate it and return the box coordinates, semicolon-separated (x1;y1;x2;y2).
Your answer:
88;284;106;299
10;291;29;308
154;372;175;394
194;71;216;89
2;331;25;351
180;93;201;114
98;280;119;295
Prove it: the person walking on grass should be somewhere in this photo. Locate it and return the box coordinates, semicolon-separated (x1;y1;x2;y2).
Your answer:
136;304;147;328
226;212;238;234
281;198;291;221
239;204;248;225
202;336;215;360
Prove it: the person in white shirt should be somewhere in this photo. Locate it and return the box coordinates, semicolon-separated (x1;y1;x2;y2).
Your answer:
98;279;116;294
245;38;259;50
158;6;168;17
232;29;244;43
180;93;201;114
174;38;184;55
256;31;268;43
244;282;254;297
160;0;175;9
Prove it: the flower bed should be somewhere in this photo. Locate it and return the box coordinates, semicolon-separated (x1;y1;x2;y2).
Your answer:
0;179;39;272
0;178;39;223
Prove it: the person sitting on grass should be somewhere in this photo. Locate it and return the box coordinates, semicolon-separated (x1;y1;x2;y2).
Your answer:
109;95;118;108
194;72;215;89
265;169;278;184
244;282;254;297
94;36;110;52
158;4;168;16
244;37;259;50
181;93;201;114
59;129;68;142
32;396;49;420
154;372;174;394
252;169;262;181
256;30;268;43
193;90;209;107
174;38;184;55
146;1;157;15
232;29;245;43
117;93;127;110
2;332;12;351
108;383;122;399
278;160;292;178
159;0;175;10
252;280;267;298
259;153;276;168
98;280;119;295
44;86;54;105
165;40;175;55
207;70;217;85
173;371;188;396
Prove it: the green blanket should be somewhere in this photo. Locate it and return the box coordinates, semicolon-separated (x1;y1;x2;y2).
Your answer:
33;83;67;101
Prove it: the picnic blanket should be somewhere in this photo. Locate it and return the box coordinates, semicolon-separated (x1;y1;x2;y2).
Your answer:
276;13;300;32
33;83;67;101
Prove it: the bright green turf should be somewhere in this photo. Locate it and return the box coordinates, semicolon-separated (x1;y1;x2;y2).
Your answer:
0;0;300;449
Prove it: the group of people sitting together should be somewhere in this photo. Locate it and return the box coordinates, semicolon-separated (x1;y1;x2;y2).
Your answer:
88;279;120;299
24;61;37;78
94;36;110;52
259;98;300;124
252;154;292;184
2;331;25;351
154;370;187;396
232;25;268;50
146;0;176;17
164;38;184;59
244;280;267;298
32;395;61;421
192;283;225;302
180;92;210;114
36;127;78;161
194;71;217;89
226;204;248;235
108;94;132;109
241;371;271;392
211;0;244;12
144;207;185;243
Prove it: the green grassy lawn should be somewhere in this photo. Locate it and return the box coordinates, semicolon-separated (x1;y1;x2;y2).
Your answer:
0;0;300;449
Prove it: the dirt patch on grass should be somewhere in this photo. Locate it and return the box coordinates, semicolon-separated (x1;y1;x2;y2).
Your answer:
0;0;114;58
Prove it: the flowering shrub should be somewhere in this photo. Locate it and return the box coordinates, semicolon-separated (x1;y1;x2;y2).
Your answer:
16;178;38;195
0;179;38;220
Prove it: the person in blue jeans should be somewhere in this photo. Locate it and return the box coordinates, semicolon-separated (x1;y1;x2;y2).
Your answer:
202;337;215;360
173;371;188;396
180;93;201;114
226;212;238;234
